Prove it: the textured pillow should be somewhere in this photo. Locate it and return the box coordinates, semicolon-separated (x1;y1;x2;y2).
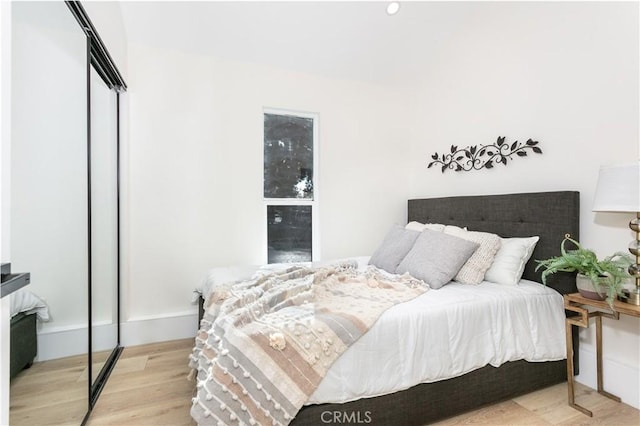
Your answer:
483;236;540;285
405;221;446;232
444;227;501;285
369;225;421;273
396;230;479;289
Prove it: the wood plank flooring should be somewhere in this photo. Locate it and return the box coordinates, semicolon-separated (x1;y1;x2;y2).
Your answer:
10;338;640;425
88;339;196;426
10;351;90;426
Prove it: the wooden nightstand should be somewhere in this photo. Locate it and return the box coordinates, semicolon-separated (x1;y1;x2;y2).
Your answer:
564;293;640;416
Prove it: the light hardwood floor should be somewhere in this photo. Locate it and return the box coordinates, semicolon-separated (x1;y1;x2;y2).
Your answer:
10;353;89;425
11;339;640;425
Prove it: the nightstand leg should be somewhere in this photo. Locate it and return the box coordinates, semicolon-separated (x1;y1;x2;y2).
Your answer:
566;319;593;417
595;315;622;402
596;315;603;392
566;320;575;405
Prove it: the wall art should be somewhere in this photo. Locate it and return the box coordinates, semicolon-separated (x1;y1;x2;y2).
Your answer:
428;136;542;173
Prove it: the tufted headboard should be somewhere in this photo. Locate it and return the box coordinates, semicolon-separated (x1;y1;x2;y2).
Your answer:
408;191;580;295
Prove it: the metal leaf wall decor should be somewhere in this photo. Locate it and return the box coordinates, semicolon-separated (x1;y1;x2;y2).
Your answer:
428;136;542;173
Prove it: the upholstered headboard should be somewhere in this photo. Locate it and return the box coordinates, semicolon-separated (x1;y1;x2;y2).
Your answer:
408;191;580;295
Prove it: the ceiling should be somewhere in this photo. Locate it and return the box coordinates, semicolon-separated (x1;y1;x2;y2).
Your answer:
118;1;484;84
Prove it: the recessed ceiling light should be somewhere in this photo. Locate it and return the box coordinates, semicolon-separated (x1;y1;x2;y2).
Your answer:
387;2;400;16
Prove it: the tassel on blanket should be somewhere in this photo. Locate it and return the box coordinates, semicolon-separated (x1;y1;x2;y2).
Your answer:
187;368;196;381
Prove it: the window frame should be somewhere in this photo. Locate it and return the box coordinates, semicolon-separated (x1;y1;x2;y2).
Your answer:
262;107;320;264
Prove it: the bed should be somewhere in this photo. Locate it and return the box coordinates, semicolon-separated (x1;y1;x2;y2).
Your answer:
9;288;50;379
191;191;580;425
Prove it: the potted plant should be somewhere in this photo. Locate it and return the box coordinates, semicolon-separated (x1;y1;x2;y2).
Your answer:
535;234;633;308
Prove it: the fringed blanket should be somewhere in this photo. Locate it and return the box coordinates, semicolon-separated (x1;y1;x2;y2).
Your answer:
189;262;427;425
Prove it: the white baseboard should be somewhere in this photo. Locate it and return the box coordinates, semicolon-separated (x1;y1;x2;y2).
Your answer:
121;311;198;347
36;311;198;361
36;322;118;361
576;347;640;409
36;324;87;361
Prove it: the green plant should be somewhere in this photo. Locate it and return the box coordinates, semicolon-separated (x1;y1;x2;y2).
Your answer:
535;235;632;307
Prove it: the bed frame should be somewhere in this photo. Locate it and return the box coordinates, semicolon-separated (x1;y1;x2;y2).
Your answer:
290;191;581;425
10;312;37;379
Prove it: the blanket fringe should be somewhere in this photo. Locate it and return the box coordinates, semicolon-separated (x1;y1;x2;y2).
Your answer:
187;368;196;381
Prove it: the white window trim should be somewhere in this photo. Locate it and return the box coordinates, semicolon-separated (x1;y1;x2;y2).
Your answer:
262;107;320;264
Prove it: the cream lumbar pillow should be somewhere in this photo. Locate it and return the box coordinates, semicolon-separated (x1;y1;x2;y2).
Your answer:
444;227;501;285
483;236;540;286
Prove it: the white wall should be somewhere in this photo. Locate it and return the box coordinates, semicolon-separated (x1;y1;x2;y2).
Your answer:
405;2;640;408
123;42;413;330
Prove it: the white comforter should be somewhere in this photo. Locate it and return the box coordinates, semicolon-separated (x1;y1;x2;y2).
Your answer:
195;257;566;405
10;288;50;321
308;277;566;404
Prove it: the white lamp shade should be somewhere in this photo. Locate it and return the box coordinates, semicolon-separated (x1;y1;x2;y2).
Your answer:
592;161;640;212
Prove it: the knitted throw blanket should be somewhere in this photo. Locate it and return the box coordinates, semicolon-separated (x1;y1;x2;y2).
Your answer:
189;263;427;426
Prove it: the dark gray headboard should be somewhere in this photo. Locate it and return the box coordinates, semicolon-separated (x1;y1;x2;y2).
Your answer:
408;191;580;295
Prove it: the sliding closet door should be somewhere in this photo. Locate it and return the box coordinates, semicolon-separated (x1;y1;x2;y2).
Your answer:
65;0;126;411
10;1;126;421
89;67;119;389
10;1;89;423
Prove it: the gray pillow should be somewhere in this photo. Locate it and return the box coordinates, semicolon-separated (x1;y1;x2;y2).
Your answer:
369;225;421;273
396;229;479;289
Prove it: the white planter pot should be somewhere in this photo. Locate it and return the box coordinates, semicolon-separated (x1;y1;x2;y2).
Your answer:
576;273;607;300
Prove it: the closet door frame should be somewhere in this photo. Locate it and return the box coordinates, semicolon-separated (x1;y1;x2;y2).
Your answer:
86;62;122;411
64;0;127;419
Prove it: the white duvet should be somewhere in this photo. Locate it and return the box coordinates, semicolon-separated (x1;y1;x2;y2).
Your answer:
308;277;566;404
10;288;50;321
195;257;566;406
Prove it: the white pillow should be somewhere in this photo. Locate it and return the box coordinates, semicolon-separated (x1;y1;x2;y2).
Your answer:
483;236;540;286
405;221;445;232
405;222;467;233
444;225;467;233
444;227;501;285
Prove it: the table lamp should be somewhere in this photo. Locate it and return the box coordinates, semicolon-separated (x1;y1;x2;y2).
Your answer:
592;161;640;305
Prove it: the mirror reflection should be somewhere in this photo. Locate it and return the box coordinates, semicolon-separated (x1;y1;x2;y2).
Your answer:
9;1;89;424
90;66;119;388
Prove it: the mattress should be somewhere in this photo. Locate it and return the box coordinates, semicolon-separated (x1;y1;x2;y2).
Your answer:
194;258;566;406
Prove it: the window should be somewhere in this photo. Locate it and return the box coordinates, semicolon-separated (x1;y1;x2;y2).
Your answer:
264;110;318;264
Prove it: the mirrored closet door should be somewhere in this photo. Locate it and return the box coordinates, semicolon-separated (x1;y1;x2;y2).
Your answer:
89;63;122;400
10;1;89;424
9;1;126;423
